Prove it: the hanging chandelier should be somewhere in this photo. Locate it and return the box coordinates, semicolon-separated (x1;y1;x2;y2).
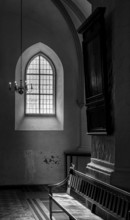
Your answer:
9;0;31;94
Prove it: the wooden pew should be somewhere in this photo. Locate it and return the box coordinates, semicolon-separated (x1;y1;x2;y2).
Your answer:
48;165;130;220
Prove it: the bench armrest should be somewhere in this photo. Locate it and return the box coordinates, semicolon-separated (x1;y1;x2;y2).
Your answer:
48;175;69;194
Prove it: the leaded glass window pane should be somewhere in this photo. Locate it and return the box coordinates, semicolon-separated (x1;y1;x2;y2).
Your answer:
25;54;55;115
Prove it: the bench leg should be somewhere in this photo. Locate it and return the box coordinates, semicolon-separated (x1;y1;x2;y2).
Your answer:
49;196;53;220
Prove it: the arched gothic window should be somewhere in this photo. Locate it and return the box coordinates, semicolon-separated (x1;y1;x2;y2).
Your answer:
15;42;64;130
25;53;55;115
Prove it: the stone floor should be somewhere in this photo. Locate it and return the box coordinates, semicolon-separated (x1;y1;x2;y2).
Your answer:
0;185;69;220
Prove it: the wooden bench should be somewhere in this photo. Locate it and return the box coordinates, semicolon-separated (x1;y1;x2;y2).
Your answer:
48;165;130;220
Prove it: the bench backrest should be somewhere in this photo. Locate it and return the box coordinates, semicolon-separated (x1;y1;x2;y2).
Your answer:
68;167;130;220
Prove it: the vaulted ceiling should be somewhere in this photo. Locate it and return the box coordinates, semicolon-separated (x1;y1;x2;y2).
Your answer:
57;0;92;28
0;0;92;30
61;0;91;21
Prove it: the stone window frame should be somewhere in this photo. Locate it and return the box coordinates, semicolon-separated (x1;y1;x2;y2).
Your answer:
15;42;64;130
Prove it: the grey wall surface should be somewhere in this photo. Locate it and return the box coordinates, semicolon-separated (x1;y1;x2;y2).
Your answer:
0;0;82;185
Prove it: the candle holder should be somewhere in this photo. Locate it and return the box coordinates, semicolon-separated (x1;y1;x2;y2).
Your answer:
8;80;31;94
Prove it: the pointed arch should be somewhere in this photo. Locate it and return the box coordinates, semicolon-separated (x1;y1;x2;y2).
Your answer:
15;42;64;130
25;53;55;115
